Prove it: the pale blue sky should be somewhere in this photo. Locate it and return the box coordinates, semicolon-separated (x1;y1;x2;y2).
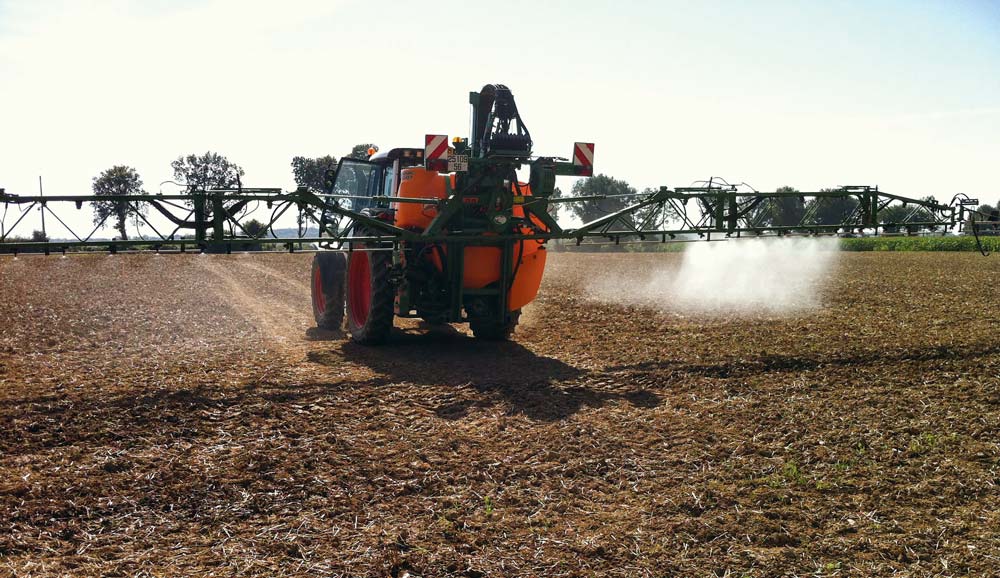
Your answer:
1;0;998;234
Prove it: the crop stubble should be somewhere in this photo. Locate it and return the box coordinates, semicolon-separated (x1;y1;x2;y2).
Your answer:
0;252;998;576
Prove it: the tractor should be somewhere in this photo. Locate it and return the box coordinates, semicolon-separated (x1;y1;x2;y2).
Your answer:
309;84;593;344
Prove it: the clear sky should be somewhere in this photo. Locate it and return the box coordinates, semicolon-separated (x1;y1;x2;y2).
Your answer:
1;0;998;235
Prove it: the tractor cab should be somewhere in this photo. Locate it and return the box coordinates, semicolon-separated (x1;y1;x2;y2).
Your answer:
328;147;424;213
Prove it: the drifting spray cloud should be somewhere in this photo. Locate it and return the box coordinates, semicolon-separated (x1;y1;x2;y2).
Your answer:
587;237;840;315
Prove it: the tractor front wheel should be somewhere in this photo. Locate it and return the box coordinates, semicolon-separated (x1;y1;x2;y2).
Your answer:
311;252;346;330
346;244;394;345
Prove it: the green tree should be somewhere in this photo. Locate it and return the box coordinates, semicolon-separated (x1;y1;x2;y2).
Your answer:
771;186;806;227
805;190;860;226
31;230;48;242
548;186;563;219
564;174;640;224
975;203;998;220
347;143;378;160
171;151;244;191
243;218;266;238
975;203;1000;233
291;155;338;192
92;165;147;241
171;151;244;218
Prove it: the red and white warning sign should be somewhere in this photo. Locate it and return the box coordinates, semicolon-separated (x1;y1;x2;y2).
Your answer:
572;142;594;176
425;134;449;171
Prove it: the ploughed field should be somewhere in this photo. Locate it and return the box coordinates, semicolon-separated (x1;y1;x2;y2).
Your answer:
1;251;998;577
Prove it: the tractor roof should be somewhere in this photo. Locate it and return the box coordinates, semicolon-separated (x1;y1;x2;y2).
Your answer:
368;147;425;167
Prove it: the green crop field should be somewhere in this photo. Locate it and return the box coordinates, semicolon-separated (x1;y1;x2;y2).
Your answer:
839;235;1000;252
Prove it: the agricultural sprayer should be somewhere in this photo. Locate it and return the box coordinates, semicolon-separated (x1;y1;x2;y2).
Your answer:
0;84;992;344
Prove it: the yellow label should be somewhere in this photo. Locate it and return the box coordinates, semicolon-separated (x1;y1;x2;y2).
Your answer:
513;196;525;204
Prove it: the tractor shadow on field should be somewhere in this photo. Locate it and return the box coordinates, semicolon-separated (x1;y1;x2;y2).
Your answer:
310;327;662;421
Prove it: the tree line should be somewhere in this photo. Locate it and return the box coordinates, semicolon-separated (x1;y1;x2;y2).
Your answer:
88;144;375;240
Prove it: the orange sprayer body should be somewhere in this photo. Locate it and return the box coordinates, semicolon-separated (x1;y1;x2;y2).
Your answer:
394;173;547;311
393;167;450;230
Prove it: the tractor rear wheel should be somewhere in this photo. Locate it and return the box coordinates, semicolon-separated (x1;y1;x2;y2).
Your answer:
470;309;521;341
311;252;346;330
346;241;394;345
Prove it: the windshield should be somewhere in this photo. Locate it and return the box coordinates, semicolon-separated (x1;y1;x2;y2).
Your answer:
332;159;377;212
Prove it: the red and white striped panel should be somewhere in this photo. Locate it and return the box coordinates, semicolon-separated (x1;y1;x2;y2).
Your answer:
573;142;594;176
425;134;449;171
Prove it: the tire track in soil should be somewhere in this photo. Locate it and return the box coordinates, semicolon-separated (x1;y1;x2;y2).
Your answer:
230;257;313;300
195;256;311;345
195;254;384;388
193;255;377;379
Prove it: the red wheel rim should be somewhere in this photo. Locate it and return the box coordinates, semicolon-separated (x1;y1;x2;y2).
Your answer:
347;250;371;328
312;264;326;315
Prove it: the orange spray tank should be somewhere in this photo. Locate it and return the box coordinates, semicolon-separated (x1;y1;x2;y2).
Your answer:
394;169;547;311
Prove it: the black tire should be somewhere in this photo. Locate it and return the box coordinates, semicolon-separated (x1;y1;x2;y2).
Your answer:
345;233;395;345
471;309;521;341
311;252;346;330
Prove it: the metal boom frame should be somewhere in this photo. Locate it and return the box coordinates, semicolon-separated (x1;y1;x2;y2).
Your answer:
0;182;975;255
